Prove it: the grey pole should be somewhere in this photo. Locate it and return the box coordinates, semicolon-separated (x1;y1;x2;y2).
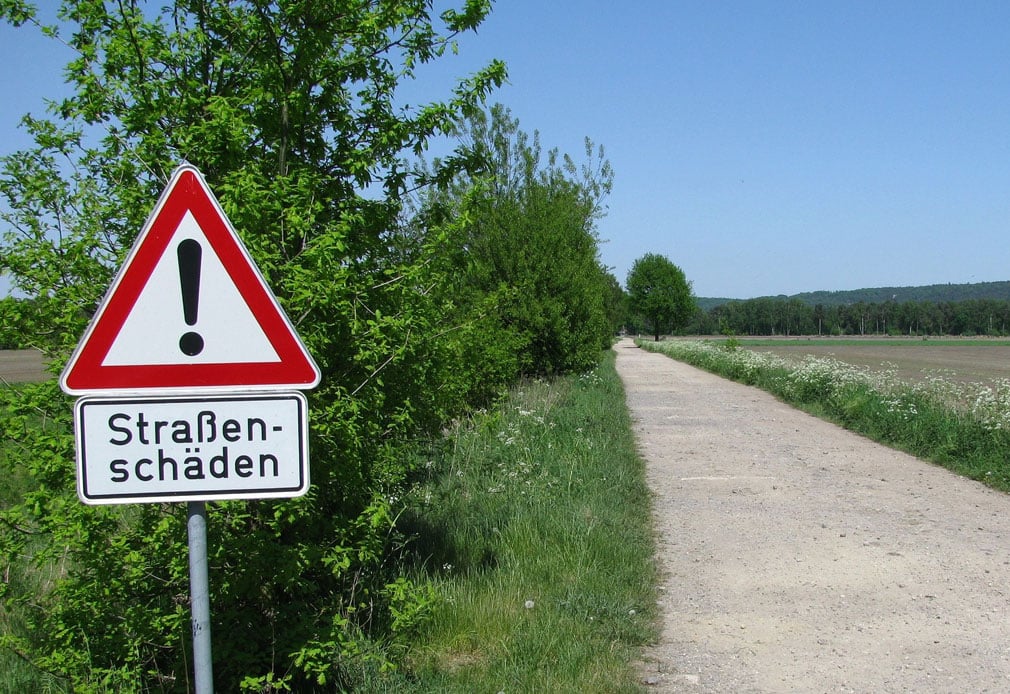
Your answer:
187;501;214;693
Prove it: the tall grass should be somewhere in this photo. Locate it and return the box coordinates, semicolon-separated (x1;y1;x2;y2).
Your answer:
387;350;658;692
639;338;1010;492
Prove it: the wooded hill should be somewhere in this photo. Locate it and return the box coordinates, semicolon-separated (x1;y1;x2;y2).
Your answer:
689;281;1010;336
697;280;1010;311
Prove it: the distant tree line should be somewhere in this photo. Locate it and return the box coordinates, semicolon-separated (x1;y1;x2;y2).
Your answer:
685;297;1010;336
695;281;1010;312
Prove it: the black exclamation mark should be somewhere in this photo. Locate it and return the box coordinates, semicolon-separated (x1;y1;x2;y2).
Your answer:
177;239;204;356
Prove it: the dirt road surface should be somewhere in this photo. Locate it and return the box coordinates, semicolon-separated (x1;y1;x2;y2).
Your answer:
615;339;1010;693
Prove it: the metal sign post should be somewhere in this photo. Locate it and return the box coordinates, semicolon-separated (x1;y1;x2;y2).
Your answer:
188;501;214;693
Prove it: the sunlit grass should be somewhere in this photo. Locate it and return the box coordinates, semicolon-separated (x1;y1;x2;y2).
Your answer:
390;351;658;692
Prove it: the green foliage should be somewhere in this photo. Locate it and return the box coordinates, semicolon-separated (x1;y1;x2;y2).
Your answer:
0;298;35;349
721;335;741;352
0;0;510;689
626;253;694;340
692;290;1010;337
696;281;1010;314
424;104;617;378
690;280;1010;337
772;280;1010;307
601;271;629;336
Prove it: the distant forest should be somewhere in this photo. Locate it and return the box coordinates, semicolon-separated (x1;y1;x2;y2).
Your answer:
689;281;1010;336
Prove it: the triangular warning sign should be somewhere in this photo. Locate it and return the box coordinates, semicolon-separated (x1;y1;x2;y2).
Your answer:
61;165;321;395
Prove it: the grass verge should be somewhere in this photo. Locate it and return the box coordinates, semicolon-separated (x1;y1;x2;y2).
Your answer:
388;349;658;692
639;338;1010;493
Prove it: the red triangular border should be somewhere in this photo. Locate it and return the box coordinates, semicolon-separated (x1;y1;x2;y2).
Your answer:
61;165;320;394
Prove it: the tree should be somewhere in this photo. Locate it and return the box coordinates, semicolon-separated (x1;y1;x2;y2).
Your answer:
0;0;504;689
601;270;628;335
422;104;615;376
626;253;694;340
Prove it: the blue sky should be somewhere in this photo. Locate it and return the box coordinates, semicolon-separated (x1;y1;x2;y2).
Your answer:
4;1;1010;299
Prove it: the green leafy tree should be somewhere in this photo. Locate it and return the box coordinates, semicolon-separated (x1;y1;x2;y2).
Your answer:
626;253;694;340
601;270;627;335
426;104;615;377
0;0;504;690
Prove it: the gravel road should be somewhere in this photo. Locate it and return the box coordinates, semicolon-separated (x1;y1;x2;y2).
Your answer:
614;339;1010;693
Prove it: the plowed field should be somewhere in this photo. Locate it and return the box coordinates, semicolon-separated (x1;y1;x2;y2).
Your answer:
0;350;49;383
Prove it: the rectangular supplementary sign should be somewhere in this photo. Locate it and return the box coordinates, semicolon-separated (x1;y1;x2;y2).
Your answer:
74;392;309;504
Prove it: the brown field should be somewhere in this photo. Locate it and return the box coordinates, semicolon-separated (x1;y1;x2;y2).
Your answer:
0;350;50;383
742;337;1010;385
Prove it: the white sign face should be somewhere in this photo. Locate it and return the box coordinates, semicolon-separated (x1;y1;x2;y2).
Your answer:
102;210;281;367
74;393;309;505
